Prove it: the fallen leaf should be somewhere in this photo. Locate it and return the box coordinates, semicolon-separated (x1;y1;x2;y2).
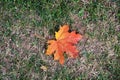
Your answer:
46;25;82;64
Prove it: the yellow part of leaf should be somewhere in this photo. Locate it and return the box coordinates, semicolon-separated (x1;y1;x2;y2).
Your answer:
55;25;69;40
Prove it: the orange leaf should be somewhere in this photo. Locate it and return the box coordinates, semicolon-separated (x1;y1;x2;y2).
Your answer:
46;25;82;64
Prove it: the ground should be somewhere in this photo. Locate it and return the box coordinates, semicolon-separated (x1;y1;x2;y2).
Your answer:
0;0;120;80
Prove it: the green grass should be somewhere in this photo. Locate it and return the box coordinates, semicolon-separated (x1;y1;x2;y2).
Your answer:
0;0;120;80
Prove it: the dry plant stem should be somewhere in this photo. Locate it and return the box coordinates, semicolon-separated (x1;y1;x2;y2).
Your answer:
34;33;46;42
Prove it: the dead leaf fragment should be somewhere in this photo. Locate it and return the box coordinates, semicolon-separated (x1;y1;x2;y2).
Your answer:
40;66;47;71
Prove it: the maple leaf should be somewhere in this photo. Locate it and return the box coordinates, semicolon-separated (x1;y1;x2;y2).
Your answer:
46;25;82;64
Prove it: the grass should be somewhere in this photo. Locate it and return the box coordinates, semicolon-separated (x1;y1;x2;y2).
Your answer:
0;0;120;80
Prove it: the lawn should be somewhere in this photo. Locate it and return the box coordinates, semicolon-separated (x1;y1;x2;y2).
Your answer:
0;0;120;80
